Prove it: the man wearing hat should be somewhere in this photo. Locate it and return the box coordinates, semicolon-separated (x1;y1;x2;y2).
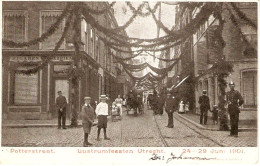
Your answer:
80;97;95;147
198;90;210;125
226;81;244;137
56;91;67;129
95;95;110;141
164;92;177;128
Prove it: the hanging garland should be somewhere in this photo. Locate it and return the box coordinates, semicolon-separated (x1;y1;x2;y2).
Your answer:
149;3;215;38
108;40;182;54
147;59;180;75
228;7;257;56
3;3;72;48
81;3;138;32
4;12;74;75
126;2;161;17
230;2;257;30
112;51;142;61
145;51;180;62
82;2;116;15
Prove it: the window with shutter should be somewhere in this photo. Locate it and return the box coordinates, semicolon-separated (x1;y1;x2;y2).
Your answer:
242;70;257;107
3;10;27;49
13;66;39;104
41;11;65;50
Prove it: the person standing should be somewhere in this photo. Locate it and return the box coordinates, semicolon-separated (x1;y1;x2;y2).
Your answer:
115;95;123;116
80;97;95;147
226;81;244;137
210;105;219;125
95;95;111;141
198;90;210;125
56;91;67;129
158;93;166;115
164;93;177;128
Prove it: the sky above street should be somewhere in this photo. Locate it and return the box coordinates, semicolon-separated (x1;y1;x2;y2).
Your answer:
113;2;176;39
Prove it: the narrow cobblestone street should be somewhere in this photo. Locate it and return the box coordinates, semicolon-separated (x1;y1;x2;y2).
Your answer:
2;106;256;147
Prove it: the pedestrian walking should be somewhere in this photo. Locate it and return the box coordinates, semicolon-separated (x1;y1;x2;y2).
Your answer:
122;95;127;108
184;102;190;112
56;91;67;129
226;81;244;137
158;94;166;115
137;94;143;114
198;90;210;125
95;95;111;141
210;105;219;125
80;97;95;147
178;100;185;114
164;93;177;128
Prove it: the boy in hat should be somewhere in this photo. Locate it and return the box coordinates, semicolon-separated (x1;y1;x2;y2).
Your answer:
95;95;110;141
80;97;95;147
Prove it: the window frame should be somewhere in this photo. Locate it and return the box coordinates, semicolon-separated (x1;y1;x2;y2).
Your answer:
3;10;28;50
10;65;40;106
39;10;66;50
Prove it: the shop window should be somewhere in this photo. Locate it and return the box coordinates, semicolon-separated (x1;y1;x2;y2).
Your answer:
41;11;65;50
13;66;39;104
3;10;27;49
242;70;257;107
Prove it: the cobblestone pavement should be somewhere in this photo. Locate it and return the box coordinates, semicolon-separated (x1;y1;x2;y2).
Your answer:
154;111;257;147
1;106;256;147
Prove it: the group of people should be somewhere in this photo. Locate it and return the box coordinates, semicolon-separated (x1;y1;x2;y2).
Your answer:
56;92;123;147
198;81;244;137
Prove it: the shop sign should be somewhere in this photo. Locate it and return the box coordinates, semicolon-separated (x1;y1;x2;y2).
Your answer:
10;56;42;62
52;56;73;62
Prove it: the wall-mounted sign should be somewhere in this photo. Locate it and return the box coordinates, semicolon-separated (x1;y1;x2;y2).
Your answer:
52;56;73;62
10;56;42;62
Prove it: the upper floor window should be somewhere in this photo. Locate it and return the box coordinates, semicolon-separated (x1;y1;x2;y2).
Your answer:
3;10;28;49
95;35;100;62
241;24;257;57
40;11;65;50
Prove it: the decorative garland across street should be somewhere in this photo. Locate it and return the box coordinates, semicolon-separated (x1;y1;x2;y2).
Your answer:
126;2;160;17
3;3;71;48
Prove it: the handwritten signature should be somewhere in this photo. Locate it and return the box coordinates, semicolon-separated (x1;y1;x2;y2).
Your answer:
149;153;216;163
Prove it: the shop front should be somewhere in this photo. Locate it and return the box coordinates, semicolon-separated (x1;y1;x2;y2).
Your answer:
2;51;75;120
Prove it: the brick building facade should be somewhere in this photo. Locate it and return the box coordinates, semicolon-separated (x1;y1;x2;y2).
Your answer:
2;2;133;120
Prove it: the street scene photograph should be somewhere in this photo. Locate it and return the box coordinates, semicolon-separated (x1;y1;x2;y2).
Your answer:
1;1;258;148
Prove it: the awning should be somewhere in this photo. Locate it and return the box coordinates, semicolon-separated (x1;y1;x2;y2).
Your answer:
172;75;190;90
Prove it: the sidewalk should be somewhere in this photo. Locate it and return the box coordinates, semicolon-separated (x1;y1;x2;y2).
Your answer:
1;118;102;128
176;111;257;131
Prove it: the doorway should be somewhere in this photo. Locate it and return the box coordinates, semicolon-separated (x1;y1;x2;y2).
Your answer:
52;79;70;118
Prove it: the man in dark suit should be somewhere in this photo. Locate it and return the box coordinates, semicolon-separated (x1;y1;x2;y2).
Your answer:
164;93;177;128
80;97;95;147
56;91;67;129
198;90;210;125
226;81;244;137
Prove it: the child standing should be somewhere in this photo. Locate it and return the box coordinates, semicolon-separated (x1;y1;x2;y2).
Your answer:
211;105;219;125
80;97;95;147
95;95;111;141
